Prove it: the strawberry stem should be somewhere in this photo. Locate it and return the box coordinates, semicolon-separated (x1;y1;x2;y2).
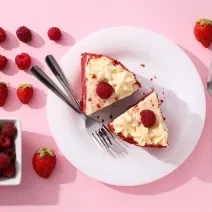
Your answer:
0;82;7;86
20;84;32;88
198;19;212;25
37;148;55;157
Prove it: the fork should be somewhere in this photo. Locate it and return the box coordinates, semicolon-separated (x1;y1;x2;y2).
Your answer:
30;61;114;151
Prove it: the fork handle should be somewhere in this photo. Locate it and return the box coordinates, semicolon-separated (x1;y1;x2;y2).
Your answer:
31;66;82;115
45;55;81;110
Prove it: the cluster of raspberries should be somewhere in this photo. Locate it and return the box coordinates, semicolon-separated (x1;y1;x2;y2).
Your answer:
0;123;17;178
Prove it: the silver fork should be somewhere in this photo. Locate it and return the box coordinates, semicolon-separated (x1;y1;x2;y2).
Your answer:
31;63;114;151
207;61;212;96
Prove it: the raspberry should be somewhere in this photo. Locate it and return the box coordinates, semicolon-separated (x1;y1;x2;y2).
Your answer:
0;55;8;70
96;82;114;99
0;82;8;107
3;164;16;178
140;109;156;128
15;53;31;70
1;123;17;137
0;136;11;149
48;27;62;41
4;148;16;160
0;27;6;42
0;153;10;169
16;26;32;42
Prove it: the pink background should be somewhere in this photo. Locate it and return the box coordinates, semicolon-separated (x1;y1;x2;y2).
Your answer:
0;0;211;211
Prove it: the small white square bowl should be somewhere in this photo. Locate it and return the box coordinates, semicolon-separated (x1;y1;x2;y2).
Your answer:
0;117;21;186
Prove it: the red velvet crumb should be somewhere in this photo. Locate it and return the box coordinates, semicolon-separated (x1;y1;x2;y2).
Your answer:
97;104;101;108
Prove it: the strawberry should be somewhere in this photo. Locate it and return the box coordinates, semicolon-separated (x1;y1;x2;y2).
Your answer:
140;109;156;128
17;84;33;104
32;148;57;179
194;19;212;48
96;82;114;99
0;82;8;107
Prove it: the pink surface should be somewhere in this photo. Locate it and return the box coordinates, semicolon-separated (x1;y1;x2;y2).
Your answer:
0;0;211;211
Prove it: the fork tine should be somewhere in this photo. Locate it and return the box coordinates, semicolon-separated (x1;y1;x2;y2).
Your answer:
101;124;115;139
91;133;107;151
100;128;113;145
96;130;110;148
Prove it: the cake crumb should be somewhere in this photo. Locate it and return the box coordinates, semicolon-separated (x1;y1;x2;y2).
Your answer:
140;64;145;68
160;100;164;104
97;116;99;119
96;104;101;108
92;74;97;79
150;78;153;81
109;115;113;119
154;75;157;79
102;119;105;123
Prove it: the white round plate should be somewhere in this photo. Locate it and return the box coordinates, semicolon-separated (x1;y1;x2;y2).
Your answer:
46;26;206;186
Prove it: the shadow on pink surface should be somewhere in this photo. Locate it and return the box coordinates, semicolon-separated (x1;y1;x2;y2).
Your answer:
56;31;75;46
0;131;77;205
2;59;19;76
28;30;45;48
106;47;212;195
3;86;22;111
28;87;47;109
0;30;19;50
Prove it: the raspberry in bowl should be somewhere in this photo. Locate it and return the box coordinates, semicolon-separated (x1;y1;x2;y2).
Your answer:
0;118;21;186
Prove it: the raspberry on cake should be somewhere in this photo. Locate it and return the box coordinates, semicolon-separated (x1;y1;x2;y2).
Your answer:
81;53;141;115
108;90;168;147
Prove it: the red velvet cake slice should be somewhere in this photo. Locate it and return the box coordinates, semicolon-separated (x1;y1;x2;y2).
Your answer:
81;53;141;115
108;91;168;147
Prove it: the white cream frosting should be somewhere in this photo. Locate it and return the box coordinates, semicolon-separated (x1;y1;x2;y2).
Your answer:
111;91;168;146
85;56;140;115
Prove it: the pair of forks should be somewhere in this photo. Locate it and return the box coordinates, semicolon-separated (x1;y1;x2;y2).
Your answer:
30;55;115;151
